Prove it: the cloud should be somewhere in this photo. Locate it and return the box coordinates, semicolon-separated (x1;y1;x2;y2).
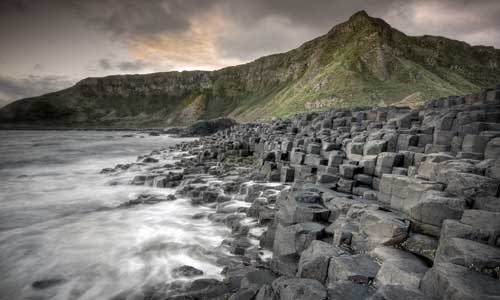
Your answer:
384;0;500;48
97;58;154;72
33;63;44;71
98;58;113;70
85;0;500;69
1;0;500;79
73;0;212;37
0;74;75;101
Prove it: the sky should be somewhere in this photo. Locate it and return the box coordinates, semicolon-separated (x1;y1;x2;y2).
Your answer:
1;0;500;106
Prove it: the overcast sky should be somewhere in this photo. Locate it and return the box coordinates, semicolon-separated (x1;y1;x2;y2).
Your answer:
1;0;500;106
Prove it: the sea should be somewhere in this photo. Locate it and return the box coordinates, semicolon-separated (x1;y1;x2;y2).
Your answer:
0;130;231;300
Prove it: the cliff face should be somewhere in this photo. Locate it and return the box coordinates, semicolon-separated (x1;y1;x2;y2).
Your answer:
1;11;500;128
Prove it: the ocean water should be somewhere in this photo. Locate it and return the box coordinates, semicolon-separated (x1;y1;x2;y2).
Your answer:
0;130;231;300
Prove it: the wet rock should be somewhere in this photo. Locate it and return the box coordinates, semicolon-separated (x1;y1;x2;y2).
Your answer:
171;265;204;278
327;281;373;300
240;270;277;290
327;254;380;284
270;255;299;277
375;257;428;288
401;233;438;262
273;222;325;256
297;240;345;282
228;288;257;300
32;278;66;290
119;194;175;207
485;137;500;159
347;207;410;252
406;190;466;228
271;277;327;300
178;278;232;299
421;262;500;300
255;284;276;300
143;157;159;163
367;285;428;300
445;172;499;198
434;237;500;277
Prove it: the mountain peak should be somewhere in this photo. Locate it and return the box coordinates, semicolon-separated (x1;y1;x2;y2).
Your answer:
348;10;370;21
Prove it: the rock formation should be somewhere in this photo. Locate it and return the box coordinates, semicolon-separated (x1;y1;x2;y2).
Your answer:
100;84;500;299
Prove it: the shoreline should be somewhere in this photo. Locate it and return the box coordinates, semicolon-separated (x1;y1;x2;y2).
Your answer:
101;86;500;299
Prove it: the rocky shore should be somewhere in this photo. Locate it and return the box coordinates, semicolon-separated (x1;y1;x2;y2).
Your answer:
103;85;500;300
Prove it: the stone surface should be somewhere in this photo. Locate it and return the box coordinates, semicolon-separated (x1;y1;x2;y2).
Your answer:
273;222;325;256
375;258;428;289
327;281;372;300
327;254;380;284
272;277;327;300
297;240;345;282
421;262;500;300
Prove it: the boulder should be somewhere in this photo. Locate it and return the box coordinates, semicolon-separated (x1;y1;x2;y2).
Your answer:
401;233;439;262
297;241;345;282
270;254;299;277
275;191;330;225
271;277;327;300
375;152;404;177
435;237;500;277
171;265;204;278
273;222;325;256
339;164;360;179
328;151;346;167
421;262;500;300
486;158;500;180
370;246;417;263
327;254;380;284
461;134;490;154
473;195;500;212
375;258;428;289
349;208;410;251
327;281;373;300
255;285;275;300
346;142;364;161
183;118;237;136
406;190;466;228
364;140;387;156
445;172;499;198
485;137;500;159
336;178;354;194
367;285;428;300
240;270;278;290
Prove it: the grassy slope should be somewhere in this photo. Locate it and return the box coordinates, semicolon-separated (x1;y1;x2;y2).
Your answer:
1;11;499;127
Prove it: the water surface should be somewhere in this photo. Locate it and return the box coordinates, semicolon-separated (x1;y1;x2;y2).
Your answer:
0;130;230;300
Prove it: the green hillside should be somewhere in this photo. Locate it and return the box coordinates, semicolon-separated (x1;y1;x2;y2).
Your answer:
1;11;499;128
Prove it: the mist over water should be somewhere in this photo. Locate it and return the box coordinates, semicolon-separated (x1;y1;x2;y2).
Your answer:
0;131;230;300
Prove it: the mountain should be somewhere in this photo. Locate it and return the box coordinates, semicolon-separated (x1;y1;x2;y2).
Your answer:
1;11;500;128
0;98;13;109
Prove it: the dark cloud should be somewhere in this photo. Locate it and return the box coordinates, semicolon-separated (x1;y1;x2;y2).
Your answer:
0;75;75;101
98;59;113;70
117;60;153;71
97;58;153;72
33;64;44;71
76;0;500;61
73;0;214;37
1;0;500;79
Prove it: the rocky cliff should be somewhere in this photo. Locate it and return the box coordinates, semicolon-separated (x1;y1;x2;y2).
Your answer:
1;11;500;128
